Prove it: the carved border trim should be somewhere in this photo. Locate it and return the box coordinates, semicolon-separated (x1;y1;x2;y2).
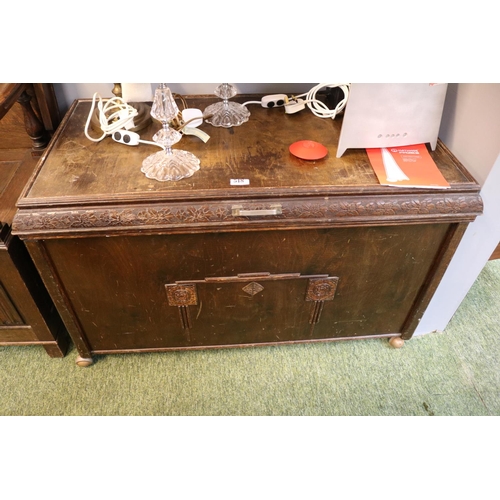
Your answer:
13;194;483;235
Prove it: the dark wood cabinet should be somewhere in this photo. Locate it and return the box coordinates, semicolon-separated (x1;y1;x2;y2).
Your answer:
0;224;68;356
0;83;60;156
0;83;68;356
12;96;482;366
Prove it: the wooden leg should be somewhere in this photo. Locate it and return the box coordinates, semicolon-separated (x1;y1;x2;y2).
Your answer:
42;329;70;358
389;336;405;348
17;88;49;156
76;355;94;367
42;343;68;358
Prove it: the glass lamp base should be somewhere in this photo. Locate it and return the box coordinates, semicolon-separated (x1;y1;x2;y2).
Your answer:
204;101;250;128
141;150;200;182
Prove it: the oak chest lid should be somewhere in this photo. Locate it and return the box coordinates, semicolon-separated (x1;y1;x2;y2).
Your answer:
13;96;482;237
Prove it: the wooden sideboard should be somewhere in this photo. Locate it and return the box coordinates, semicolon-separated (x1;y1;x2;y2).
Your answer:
12;96;483;366
0;83;69;356
0;83;60;156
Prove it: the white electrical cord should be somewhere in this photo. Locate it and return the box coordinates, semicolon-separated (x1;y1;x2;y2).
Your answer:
295;83;350;119
241;84;350;118
84;92;207;148
84;92;139;142
242;100;262;106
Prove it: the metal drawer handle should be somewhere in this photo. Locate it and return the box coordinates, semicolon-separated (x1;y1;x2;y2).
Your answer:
232;204;282;217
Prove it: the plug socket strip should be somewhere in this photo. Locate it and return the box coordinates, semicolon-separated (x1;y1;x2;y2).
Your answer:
261;94;287;108
113;130;141;146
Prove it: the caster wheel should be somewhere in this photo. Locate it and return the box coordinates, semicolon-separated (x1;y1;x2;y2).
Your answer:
76;356;93;367
389;337;405;349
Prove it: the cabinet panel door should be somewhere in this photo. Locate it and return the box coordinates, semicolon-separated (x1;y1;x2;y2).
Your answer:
0;282;23;325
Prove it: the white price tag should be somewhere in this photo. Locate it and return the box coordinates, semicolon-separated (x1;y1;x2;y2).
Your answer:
230;179;250;186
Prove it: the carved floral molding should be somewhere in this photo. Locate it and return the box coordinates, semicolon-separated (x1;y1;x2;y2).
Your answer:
13;194;483;235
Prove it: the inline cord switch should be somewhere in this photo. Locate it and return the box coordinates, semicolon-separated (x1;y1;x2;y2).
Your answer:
112;130;163;149
260;94;288;108
242;94;288;108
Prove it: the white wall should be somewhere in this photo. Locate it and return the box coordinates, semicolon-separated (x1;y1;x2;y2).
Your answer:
53;83;315;115
416;84;500;334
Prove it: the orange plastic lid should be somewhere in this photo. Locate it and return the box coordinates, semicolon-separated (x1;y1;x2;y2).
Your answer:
289;140;328;160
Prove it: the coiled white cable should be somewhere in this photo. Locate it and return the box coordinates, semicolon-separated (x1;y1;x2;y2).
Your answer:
296;83;350;119
84;92;139;142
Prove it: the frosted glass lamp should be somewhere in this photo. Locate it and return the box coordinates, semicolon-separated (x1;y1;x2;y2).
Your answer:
204;83;250;128
141;84;200;181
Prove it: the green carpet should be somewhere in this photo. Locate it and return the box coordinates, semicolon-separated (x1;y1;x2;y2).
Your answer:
1;260;499;416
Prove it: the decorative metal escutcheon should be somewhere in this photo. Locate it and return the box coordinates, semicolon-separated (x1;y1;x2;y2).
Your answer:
165;284;198;307
305;277;339;302
165;284;198;330
242;282;264;296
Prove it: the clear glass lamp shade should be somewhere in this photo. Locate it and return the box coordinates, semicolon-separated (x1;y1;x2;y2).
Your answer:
205;83;250;128
150;84;180;123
